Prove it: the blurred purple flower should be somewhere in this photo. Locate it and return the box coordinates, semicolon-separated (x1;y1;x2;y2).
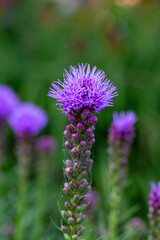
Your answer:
36;135;57;154
48;63;118;115
0;84;19;120
125;217;146;236
8;103;48;137
108;111;137;186
109;111;137;142
148;181;160;238
84;188;99;211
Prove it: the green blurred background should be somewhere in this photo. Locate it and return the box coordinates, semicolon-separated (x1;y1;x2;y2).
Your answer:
0;0;160;239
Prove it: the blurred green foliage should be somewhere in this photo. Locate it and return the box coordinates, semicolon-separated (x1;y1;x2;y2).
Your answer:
0;0;160;239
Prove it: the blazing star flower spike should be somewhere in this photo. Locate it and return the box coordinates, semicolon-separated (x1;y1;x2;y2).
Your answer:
107;111;137;240
113;111;137;132
48;63;118;114
36;135;57;154
0;84;19;120
48;64;118;239
148;181;160;238
109;111;137;142
8;103;48;137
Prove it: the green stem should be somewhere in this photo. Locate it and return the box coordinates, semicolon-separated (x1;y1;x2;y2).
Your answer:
14;141;30;240
108;158;121;240
108;184;120;240
33;155;48;239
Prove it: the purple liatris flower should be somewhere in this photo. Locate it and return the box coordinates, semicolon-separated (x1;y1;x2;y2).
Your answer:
48;64;118;240
108;110;137;183
12;104;47;240
125;217;147;237
148;182;160;238
48;63;117;114
0;85;19;158
84;188;99;212
0;84;19;120
109;111;137;142
107;111;137;240
8;103;48;138
36;135;57;155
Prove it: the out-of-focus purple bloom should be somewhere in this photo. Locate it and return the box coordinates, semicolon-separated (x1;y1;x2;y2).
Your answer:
125;217;146;236
108;111;137;185
85;188;99;211
148;182;160;238
0;84;19;120
36;135;57;154
109;111;137;142
107;111;137;240
48;63;118;115
8;103;48;137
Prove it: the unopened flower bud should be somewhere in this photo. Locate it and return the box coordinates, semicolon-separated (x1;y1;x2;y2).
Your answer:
64;130;70;139
86;139;94;148
86;133;95;143
82;150;91;158
64;182;69;188
79;141;86;148
65;201;72;210
85;128;92;135
66;124;74;133
69;115;77;124
83;108;90;115
89;116;98;125
64;201;72;210
72;235;78;240
71;148;78;158
77;122;84;130
65;159;72;167
73;162;81;172
61;210;69;222
83;159;93;171
63;182;72;196
76;226;86;236
65;167;74;179
77;214;87;224
65;141;72;150
79;179;88;192
91;133;95;139
68;217;75;225
92;138;95;144
61;225;70;234
72;133;79;142
81;109;90;119
70;180;78;191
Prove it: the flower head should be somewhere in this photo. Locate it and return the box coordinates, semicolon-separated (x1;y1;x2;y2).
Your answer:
8;103;48;137
48;64;118;114
125;217;146;236
109;111;137;142
113;111;137;132
0;84;19;120
149;182;160;209
36;135;57;154
148;182;160;236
